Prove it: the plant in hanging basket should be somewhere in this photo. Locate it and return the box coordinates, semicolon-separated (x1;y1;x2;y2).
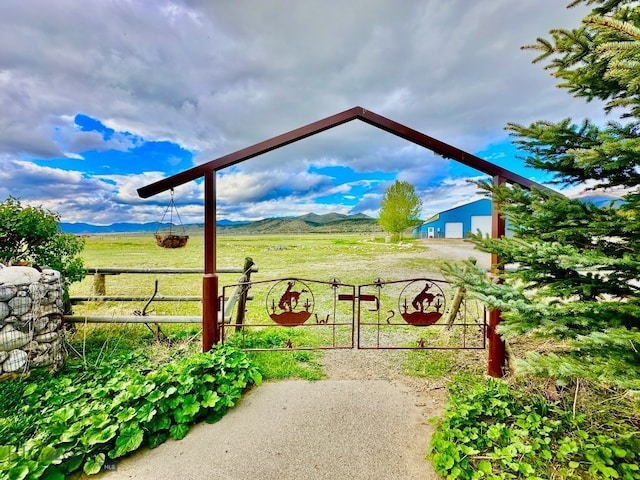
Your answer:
154;234;189;249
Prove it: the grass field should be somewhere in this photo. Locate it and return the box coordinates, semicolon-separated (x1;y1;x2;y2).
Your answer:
66;233;484;376
70;233;461;316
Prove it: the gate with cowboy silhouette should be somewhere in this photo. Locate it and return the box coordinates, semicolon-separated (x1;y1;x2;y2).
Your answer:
220;276;486;350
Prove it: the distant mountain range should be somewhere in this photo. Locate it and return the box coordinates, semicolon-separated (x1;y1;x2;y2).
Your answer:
60;213;382;235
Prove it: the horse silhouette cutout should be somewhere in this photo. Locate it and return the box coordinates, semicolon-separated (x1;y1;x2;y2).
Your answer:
278;281;308;311
411;282;442;312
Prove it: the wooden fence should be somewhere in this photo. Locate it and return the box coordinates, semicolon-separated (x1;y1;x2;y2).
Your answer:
65;258;256;327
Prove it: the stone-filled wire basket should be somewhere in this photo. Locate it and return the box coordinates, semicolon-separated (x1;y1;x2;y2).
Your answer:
154;189;189;249
0;266;65;378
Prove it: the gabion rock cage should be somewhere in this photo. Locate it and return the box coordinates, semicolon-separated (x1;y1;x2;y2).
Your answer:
0;266;65;378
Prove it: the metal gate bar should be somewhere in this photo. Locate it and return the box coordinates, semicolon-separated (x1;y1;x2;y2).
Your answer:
357;278;486;350
221;278;355;350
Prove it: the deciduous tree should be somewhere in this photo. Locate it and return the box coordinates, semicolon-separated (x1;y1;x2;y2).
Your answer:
0;197;85;307
377;180;422;241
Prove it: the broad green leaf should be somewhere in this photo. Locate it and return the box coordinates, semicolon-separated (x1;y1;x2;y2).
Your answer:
148;432;168;449
110;424;144;459
164;386;177;397
250;370;263;386
8;463;29;480
116;407;137;423
477;460;492;475
51;406;75;424
83;424;118;446
174;395;201;423
23;384;38;396
60;454;84;474
146;389;164;403
41;466;65;480
148;414;172;433
201;390;219;408
83;453;105;475
0;445;15;462
612;447;627;458
59;420;87;443
38;446;65;464
169;423;189;440
136;403;157;423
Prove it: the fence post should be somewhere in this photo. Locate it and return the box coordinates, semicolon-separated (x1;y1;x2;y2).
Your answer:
235;257;254;331
93;274;106;296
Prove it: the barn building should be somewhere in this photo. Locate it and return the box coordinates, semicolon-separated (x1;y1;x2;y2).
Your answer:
413;198;493;239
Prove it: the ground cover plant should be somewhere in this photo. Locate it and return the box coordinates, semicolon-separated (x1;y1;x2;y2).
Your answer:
430;375;640;480
0;345;261;479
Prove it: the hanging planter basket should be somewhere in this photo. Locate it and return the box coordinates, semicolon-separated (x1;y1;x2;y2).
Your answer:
155;190;189;249
154;233;189;249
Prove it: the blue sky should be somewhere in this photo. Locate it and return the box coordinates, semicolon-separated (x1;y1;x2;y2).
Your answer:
0;1;608;225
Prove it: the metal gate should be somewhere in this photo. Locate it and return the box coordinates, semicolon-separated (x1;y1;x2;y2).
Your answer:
220;277;486;350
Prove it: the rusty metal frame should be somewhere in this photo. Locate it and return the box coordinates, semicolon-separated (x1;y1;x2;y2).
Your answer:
356;277;487;350
220;277;356;350
137;106;550;376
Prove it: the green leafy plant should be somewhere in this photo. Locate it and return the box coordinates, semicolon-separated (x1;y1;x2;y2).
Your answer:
377;180;422;241
429;376;640;479
0;345;261;479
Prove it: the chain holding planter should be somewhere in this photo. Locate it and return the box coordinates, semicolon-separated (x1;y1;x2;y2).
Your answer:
154;189;189;249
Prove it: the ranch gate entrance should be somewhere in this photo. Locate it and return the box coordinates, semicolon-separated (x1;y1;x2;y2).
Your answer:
138;106;548;377
220;276;486;351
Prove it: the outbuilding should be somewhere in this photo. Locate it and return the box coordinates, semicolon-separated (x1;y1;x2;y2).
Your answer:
413;198;492;239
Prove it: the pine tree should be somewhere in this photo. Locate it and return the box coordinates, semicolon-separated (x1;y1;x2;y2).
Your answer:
449;0;640;389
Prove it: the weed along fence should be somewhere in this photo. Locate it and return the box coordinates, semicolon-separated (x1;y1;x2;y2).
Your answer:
65;258;257;329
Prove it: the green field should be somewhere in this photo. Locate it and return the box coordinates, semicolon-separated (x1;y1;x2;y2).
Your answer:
70;233;457;318
67;233;481;369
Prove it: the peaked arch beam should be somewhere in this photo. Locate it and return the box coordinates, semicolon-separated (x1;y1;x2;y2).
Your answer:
137;106;544;199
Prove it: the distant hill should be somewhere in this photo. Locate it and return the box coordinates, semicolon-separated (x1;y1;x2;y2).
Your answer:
60;213;381;235
218;212;380;234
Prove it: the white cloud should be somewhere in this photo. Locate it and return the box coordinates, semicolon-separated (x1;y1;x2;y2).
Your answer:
0;0;608;223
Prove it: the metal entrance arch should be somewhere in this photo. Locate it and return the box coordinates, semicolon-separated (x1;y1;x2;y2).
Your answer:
138;106;552;376
220;276;486;351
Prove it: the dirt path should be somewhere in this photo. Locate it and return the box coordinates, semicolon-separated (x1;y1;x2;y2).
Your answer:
89;350;446;480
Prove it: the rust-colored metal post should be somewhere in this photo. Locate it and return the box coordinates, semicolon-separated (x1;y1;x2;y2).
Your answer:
487;175;507;377
202;171;219;352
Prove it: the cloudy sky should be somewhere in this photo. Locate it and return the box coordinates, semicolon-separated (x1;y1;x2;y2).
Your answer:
0;0;606;225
